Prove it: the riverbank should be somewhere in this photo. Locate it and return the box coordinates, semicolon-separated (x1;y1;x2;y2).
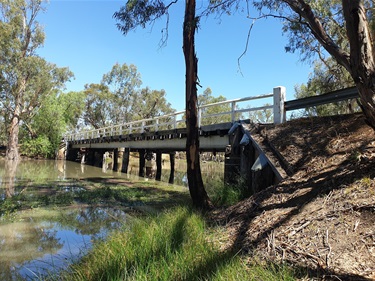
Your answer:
52;113;374;280
56;205;300;280
2;113;374;280
211;113;375;280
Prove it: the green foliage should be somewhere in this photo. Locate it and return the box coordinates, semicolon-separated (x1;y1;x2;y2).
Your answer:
58;91;86;131
0;0;73;158
60;206;299;281
82;63;175;129
114;0;167;35
21;135;52;158
294;59;359;117
208;180;252;207
19;90;84;158
248;103;273;123
83;83;113;129
198;87;231;125
101;62;142;124
132;87;174;120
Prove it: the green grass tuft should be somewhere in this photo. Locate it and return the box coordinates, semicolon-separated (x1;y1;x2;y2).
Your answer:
57;206;299;281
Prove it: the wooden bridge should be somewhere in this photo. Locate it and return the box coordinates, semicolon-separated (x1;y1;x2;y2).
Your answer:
63;85;359;190
65;87;285;149
63;86;286;189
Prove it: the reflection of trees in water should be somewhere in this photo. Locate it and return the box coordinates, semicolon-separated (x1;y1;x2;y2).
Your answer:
127;155;224;187
3;160;18;198
0;220;63;281
0;207;127;280
57;207;126;238
0;159;62;200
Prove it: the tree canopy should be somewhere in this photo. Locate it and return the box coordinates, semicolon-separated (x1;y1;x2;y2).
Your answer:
250;0;375;127
82;63;174;130
0;0;73;160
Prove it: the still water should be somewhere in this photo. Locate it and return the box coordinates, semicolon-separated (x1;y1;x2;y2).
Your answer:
0;157;224;280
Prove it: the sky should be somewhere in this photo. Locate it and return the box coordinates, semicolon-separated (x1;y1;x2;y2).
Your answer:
37;0;313;112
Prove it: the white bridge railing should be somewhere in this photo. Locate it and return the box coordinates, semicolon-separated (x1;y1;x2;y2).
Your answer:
65;87;285;142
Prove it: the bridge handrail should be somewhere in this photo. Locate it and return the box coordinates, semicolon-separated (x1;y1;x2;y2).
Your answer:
65;87;285;142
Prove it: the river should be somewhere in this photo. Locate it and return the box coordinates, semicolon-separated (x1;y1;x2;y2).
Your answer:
0;157;224;280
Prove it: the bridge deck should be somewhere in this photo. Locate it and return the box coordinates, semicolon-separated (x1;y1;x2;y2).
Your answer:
69;122;233;152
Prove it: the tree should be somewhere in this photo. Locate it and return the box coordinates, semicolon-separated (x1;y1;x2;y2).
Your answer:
20;90;85;158
101;63;142;124
198;87;231;126
295;59;359;116
114;0;213;209
248;103;273;123
59;90;86;132
183;0;212;209
82;66;175;130
132;87;175;120
82;83;113;129
245;0;375;128
0;82;83;158
0;0;72;160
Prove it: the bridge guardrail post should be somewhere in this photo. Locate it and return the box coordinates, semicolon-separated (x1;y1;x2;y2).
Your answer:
231;101;236;123
273;86;286;124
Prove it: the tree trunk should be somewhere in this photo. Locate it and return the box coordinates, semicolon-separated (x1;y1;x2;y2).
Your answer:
356;83;375;128
6;112;20;161
342;0;375;129
183;0;212;210
286;0;375;129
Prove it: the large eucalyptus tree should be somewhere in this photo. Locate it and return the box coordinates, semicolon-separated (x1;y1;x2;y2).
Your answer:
0;0;72;160
114;0;213;209
246;0;375;128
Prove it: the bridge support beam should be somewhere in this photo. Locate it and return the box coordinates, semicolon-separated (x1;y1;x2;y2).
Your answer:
169;152;175;184
224;125;242;185
115;148;124;172
85;149;96;166
240;142;256;186
225;122;280;194
102;151;113;172
94;150;104;167
155;151;162;181
66;145;79;162
139;149;145;177
122;148;130;173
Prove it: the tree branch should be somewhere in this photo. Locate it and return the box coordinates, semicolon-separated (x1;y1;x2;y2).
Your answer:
283;0;351;71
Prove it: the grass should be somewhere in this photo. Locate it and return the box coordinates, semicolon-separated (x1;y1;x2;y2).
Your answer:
55;206;300;281
2;177;302;280
207;179;252;207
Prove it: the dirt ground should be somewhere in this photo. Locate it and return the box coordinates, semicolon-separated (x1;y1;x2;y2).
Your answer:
210;113;375;280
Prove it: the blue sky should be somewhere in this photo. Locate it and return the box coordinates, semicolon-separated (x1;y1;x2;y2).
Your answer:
38;0;312;111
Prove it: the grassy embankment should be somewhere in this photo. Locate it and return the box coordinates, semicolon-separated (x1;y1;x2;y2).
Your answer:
57;206;299;281
0;162;302;280
47;178;303;280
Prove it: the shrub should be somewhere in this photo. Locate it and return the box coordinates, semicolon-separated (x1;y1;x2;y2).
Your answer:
21;135;54;158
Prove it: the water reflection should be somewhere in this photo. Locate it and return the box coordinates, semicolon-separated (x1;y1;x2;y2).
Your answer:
126;155;224;187
0;206;126;280
3;160;18;198
0;157;223;280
